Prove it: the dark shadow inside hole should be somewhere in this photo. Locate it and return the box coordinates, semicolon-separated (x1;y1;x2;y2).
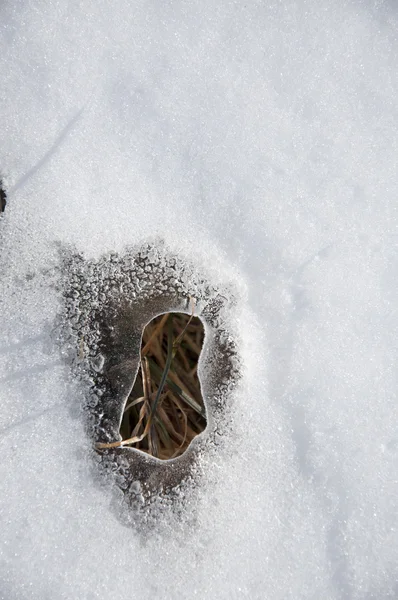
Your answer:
119;312;206;460
0;181;6;213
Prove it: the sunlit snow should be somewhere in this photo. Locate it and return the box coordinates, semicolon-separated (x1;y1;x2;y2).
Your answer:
0;1;397;598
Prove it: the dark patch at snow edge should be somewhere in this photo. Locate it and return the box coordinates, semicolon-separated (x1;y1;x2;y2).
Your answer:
58;241;242;529
0;179;6;213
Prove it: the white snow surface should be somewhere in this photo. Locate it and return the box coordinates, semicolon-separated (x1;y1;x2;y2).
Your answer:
0;1;398;598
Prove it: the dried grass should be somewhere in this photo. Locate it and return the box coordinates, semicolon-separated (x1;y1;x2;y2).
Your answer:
98;311;206;459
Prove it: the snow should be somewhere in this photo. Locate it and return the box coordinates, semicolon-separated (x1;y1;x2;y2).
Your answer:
0;0;398;598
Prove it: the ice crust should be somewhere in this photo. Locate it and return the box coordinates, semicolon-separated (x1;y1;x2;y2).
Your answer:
1;0;398;598
60;243;242;519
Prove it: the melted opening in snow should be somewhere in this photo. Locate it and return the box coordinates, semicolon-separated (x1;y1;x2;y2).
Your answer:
118;312;206;460
60;243;241;512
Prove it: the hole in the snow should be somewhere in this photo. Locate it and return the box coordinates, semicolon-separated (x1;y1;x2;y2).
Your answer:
61;244;241;506
119;311;206;460
0;180;6;213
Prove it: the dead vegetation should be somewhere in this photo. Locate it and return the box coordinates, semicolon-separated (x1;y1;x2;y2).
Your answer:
97;310;206;459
